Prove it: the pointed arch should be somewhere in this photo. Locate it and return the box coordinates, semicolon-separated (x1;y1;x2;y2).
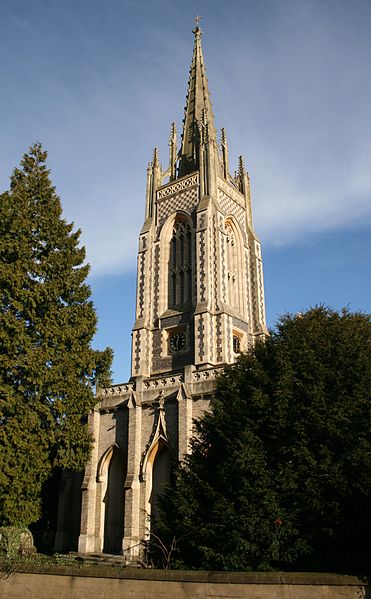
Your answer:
158;211;195;314
141;397;169;480
140;397;176;536
96;444;125;554
224;216;247;317
97;443;119;482
169;219;193;307
143;436;174;533
151;442;173;523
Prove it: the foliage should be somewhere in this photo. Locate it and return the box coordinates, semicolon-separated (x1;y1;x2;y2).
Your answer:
0;526;35;558
0;551;88;576
0;144;112;527
154;307;371;571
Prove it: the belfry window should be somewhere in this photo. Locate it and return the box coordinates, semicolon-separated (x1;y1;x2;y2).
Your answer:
169;219;193;308
225;220;239;311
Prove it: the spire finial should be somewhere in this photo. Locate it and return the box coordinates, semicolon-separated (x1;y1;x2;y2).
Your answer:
193;15;202;35
169;122;177;144
221;128;229;179
152;147;159;168
169;123;177;181
179;18;220;177
238;155;246;177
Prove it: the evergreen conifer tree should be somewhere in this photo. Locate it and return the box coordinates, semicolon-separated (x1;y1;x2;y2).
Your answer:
155;307;371;572
0;144;112;527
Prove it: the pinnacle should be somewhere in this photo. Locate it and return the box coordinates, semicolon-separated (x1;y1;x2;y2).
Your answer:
152;147;159;167
169;122;177;143
238;155;245;176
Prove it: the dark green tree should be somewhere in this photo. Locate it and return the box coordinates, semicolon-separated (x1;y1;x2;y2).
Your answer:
155;307;371;572
0;144;112;527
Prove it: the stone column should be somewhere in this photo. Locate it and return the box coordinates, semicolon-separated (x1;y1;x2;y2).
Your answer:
77;407;100;553
122;387;142;562
177;367;194;460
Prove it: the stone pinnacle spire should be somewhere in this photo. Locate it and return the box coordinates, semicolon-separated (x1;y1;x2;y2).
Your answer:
178;23;218;178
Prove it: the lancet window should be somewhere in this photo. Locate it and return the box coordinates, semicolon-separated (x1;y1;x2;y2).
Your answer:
169;219;193;308
225;219;240;312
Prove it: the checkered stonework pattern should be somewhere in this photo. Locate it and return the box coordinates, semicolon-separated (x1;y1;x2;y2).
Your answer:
218;189;246;236
216;314;223;362
212;214;219;311
134;330;141;372
153;244;160;319
138;253;145;318
217;177;245;205
233;316;250;334
157;186;198;225
197;314;205;360
157;174;199;199
199;230;206;302
209;314;214;363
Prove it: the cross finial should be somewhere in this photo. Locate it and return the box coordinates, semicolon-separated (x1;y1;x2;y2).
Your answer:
194;14;202;27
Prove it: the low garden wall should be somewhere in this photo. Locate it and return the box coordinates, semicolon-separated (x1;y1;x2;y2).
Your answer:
0;565;369;599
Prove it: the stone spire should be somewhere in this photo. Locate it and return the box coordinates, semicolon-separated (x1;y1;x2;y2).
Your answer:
178;24;218;178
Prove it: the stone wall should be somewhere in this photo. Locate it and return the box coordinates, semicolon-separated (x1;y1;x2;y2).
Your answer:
0;567;369;599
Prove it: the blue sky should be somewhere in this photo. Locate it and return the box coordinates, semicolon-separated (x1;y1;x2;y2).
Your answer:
1;0;370;382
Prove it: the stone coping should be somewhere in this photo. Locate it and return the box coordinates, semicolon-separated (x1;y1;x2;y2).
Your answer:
1;564;368;586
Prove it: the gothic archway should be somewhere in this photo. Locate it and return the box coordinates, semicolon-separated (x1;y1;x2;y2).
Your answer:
151;442;172;523
143;437;174;535
98;445;125;554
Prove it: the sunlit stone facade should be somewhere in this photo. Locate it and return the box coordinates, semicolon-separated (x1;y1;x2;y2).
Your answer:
55;25;267;560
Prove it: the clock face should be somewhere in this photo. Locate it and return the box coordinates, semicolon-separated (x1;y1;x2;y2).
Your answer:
169;332;186;353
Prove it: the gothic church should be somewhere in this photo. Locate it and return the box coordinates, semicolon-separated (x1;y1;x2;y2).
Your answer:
56;24;267;561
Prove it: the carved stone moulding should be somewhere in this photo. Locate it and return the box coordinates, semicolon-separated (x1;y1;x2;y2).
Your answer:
143;374;184;390
100;383;134;397
157;173;199;200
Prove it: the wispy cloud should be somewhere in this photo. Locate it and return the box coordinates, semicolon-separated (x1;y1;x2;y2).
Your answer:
1;0;370;277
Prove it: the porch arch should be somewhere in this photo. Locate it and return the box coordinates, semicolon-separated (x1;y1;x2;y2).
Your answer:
143;438;173;534
97;444;125;554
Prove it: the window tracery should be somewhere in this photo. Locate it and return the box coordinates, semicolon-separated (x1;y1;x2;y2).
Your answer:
225;219;239;311
168;219;193;308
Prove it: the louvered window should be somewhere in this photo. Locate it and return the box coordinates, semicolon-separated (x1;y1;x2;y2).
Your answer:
169;220;193;308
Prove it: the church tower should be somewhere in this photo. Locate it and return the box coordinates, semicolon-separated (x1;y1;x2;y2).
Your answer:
57;24;267;561
132;24;267;379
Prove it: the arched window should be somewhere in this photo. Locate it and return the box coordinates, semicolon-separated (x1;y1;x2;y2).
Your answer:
168;219;193;308
233;333;241;354
225;219;239;311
